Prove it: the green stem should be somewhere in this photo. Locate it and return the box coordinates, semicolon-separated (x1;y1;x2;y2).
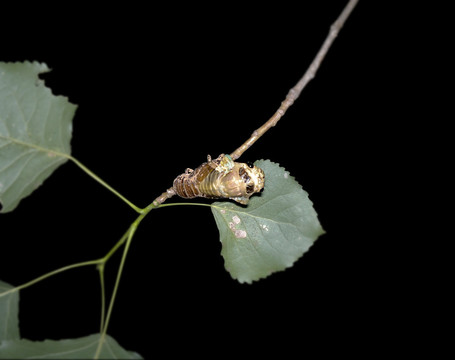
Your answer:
68;155;142;213
155;202;213;209
102;229;131;262
0;259;102;298
98;264;106;333
101;227;136;334
95;227;132;335
95;220;141;358
0;198;209;358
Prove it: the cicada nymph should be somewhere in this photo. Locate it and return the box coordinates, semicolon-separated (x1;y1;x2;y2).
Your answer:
173;154;265;205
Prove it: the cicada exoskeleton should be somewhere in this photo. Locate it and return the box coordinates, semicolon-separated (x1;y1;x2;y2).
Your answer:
173;154;265;205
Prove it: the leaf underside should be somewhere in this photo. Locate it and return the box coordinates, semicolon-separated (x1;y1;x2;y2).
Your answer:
211;159;325;283
0;61;77;213
0;280;142;359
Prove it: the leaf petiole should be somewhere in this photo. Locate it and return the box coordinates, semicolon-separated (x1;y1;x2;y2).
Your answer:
0;259;102;298
154;202;213;209
68;155;142;213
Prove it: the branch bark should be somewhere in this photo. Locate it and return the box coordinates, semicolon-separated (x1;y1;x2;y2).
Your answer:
230;0;359;160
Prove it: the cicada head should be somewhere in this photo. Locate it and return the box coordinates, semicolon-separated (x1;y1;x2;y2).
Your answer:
239;162;265;196
218;161;265;205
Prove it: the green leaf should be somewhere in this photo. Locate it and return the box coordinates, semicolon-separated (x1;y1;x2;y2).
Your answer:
0;280;142;359
0;334;142;359
0;280;20;342
0;61;77;213
211;160;325;283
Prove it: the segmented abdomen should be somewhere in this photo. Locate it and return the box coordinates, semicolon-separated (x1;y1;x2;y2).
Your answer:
173;162;222;199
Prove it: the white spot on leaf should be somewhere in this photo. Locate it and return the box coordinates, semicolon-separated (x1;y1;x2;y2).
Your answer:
227;215;247;239
234;229;247;238
220;209;226;214
232;215;241;224
261;224;269;232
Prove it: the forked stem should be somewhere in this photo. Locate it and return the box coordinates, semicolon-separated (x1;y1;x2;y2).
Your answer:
94;200;157;358
95;223;137;359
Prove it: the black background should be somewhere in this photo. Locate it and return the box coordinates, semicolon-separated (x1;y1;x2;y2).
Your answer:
1;1;419;358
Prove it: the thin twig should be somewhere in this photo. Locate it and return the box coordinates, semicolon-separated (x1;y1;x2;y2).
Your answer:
153;0;359;205
153;187;176;207
230;0;359;160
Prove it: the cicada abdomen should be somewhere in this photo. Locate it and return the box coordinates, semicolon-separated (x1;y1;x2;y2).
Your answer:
173;154;265;205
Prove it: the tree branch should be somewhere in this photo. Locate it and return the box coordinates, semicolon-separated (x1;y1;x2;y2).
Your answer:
230;0;359;160
153;0;359;205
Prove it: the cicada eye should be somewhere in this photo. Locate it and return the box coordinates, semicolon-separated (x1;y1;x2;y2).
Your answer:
240;168;251;183
246;183;255;194
247;162;254;168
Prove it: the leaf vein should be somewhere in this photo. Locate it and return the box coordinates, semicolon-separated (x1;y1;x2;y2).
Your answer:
17;155;65;199
10;85;30;139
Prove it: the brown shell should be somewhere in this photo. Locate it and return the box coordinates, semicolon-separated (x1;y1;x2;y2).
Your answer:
173;161;215;199
172;154;265;205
